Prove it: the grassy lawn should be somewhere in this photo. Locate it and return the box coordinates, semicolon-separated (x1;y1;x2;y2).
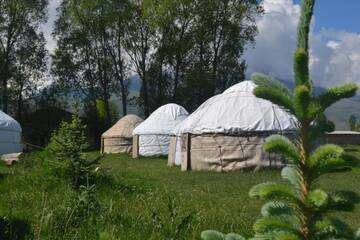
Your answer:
0;146;359;239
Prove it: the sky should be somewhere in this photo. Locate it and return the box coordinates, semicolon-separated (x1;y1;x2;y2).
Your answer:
245;0;360;88
43;0;360;88
294;0;360;34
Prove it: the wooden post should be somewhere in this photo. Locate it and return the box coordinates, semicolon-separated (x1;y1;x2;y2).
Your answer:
181;133;191;171
167;136;177;166
100;137;104;154
132;135;139;158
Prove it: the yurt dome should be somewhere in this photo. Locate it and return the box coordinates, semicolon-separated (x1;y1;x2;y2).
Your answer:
0;111;22;155
172;81;297;171
101;114;143;154
133;103;189;157
176;81;297;135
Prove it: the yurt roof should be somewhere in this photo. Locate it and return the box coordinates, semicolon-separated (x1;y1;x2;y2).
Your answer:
174;81;297;135
133;103;189;135
0;111;21;132
102;114;143;138
223;80;256;94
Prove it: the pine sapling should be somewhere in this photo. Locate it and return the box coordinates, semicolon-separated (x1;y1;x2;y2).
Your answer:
47;110;99;189
202;0;360;239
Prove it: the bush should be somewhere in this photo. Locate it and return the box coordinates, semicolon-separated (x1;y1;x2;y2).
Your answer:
47;112;99;189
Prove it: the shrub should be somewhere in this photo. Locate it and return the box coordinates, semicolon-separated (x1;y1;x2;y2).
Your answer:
47;111;99;189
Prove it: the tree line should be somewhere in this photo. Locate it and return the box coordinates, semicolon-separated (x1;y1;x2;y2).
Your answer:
0;0;263;146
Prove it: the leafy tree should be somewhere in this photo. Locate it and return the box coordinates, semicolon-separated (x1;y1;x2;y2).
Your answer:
0;0;48;114
349;115;359;131
123;0;155;117
47;109;99;189
143;0;196;108
96;99;118;126
202;0;360;239
142;0;262;112
52;0;129;127
52;0;262;118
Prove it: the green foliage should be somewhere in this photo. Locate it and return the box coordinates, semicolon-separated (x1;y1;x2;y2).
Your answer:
202;0;359;239
317;83;358;111
53;0;263;118
253;85;296;115
0;0;48;113
1;151;360;239
150;195;194;239
96;100;119;125
296;0;315;50
249;182;300;203
308;144;345;172
47;112;99;189
52;0;129;121
349;115;359;131
294;49;310;88
263;135;300;164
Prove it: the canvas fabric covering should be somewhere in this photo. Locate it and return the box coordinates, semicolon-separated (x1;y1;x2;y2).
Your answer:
0;111;22;155
175;81;297;135
171;81;296;171
167;136;183;166
138;134;170;156
133;104;189;157
101;114;143;154
180;134;284;172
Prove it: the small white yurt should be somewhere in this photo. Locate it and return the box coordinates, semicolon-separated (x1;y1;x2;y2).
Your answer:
173;81;297;171
101;114;143;154
0;111;22;155
132;103;189;157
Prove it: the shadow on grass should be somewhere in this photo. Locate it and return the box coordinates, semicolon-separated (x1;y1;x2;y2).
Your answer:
0;217;31;240
0;173;10;182
343;152;360;168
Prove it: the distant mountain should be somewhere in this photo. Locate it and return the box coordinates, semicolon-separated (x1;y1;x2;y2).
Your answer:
39;76;360;130
278;79;360;130
123;77;360;130
126;75;142;92
326;99;360;130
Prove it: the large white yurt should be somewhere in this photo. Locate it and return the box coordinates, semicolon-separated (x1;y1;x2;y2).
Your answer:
101;114;143;154
132;103;189;157
0;111;22;155
172;81;297;171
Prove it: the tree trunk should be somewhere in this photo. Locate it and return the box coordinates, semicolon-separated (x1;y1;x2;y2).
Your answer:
103;67;111;128
142;69;150;117
104;94;111;127
116;34;127;116
16;88;23;121
120;80;127;116
2;76;8;113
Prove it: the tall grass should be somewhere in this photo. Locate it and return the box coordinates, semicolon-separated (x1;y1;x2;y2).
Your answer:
0;149;359;239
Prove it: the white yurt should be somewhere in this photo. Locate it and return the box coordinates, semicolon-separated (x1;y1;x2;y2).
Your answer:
172;80;298;171
132;103;189;157
101;114;143;154
0;111;22;155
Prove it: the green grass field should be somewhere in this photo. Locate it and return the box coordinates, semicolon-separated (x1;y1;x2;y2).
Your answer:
0;146;360;240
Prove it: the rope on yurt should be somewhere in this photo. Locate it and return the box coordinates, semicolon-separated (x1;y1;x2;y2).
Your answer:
211;135;222;171
155;135;162;153
239;138;246;168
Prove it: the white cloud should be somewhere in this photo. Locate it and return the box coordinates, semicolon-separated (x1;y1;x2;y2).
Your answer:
244;0;360;88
